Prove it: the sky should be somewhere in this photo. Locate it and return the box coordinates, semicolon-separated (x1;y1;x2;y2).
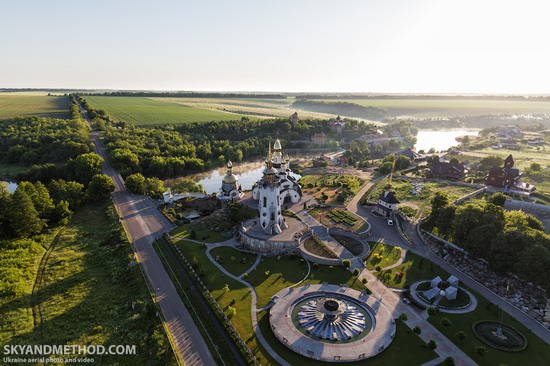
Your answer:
1;0;550;94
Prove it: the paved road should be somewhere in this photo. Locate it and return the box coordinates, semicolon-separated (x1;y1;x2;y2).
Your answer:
79;106;216;365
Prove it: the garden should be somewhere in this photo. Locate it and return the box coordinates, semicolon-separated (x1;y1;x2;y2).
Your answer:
299;174;364;205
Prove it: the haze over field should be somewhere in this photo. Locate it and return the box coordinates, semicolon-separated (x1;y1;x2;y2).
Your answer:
1;0;550;94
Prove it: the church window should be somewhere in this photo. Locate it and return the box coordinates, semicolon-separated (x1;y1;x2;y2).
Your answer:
263;197;267;207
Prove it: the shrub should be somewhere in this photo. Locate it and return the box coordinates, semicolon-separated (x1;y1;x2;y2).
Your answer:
427;306;437;316
361;278;368;285
313;262;319;269
375;265;382;272
227;306;236;319
440;317;452;327
329;266;334;270
427;340;437;350
398;313;408;321
455;330;467;341
353;268;360;276
413;326;421;334
475;346;486;356
342;259;351;268
444;356;455;366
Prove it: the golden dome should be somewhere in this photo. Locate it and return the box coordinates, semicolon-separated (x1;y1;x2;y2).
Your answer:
226;160;233;169
223;173;238;184
273;139;282;151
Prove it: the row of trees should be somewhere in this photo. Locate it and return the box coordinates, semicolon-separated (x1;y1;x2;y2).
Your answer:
426;192;550;290
0;174;114;238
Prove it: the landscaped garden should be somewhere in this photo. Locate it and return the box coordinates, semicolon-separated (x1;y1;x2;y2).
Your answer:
299;174;364;204
364;241;403;270
428;296;550;365
309;207;369;232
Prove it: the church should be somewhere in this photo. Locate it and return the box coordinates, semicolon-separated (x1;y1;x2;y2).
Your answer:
217;160;243;200
252;139;302;235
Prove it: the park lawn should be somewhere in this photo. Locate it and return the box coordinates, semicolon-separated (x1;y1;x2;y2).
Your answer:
428;296;550;366
173;240;278;366
209;246;258;277
0;95;71;119
85;96;247;125
258;314;438;366
376;251;449;289
314;98;550;118
170;224;230;243
365;241;403;270
4;201;176;365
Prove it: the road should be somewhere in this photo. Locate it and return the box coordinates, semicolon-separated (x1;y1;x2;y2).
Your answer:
347;173;550;345
79;105;216;365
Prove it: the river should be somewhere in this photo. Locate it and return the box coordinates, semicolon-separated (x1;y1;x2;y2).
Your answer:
414;128;480;152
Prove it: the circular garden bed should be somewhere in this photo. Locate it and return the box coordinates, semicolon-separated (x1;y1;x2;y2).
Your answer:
472;321;528;352
415;281;472;309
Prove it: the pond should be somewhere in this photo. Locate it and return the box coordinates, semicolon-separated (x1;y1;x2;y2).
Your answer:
414;128;480;152
165;159;302;195
1;180;18;193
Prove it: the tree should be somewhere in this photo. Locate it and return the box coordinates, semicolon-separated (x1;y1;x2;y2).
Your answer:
413;326;421;334
353;268;360;277
530;162;542;172
110;148;140;176
342;259;351;269
70;152;104;184
48;179;85;209
488;192;507;207
475;346;486;356
226;306;236;319
426;307;437;316
361;278;368;285
125;173;146;195
50;200;72;225
378;162;393;175
171;178;204;193
9;188;44;237
87;174;115;201
17;181;54;219
440;318;452;327
144;177;165;199
398;313;408;321
444;356;455;366
427;340;437;350
0;186;12;237
222;284;230;293
455;331;467;341
479;155;504;171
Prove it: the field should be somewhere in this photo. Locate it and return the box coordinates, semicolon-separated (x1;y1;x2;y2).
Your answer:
0;95;71;119
312;98;550;118
156;97;335;119
1;201;176;365
85;96;249;125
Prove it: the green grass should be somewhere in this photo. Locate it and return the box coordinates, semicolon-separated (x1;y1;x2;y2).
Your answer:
0;95;71;119
171;224;229;243
313;98;550;118
428;296;550;366
376;251;449;289
1;201;176;365
85;96;247;125
365;241;403;270
257;314;438;366
209;246;258;277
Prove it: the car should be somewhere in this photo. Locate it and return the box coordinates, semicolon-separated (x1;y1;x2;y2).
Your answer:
387;219;394;226
403;298;411;304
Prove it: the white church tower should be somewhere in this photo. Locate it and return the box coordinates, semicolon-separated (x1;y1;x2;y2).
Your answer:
252;139;302;235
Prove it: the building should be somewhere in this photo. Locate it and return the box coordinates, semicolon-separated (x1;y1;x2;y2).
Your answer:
217;160;243;200
427;161;465;181
358;130;402;149
375;191;400;217
311;132;327;145
252;139;302;235
290;111;299;126
486;155;536;196
331;115;345;133
312;154;332;167
395;148;419;160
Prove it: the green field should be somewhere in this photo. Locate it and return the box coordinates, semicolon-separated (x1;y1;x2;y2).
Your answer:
0;95;71;119
85;96;248;125
313;98;550;118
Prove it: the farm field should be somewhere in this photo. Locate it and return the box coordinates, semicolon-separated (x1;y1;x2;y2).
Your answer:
312;98;550;118
156;97;335;119
0;94;71;119
85;96;248;125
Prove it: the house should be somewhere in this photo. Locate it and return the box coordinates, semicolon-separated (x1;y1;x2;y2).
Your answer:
427;160;465;181
527;138;544;145
290;111;299;126
486;154;522;188
311;154;332;167
395;148;419;160
375;191;400;217
358;131;402;149
311;132;327;145
337;155;349;166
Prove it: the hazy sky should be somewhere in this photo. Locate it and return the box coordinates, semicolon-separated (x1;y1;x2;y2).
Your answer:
2;0;550;93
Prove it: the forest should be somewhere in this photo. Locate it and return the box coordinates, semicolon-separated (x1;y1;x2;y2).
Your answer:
292;99;387;120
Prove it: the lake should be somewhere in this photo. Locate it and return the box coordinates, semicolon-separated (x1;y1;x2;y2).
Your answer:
414;129;480;152
1;180;18;193
166;160;302;195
